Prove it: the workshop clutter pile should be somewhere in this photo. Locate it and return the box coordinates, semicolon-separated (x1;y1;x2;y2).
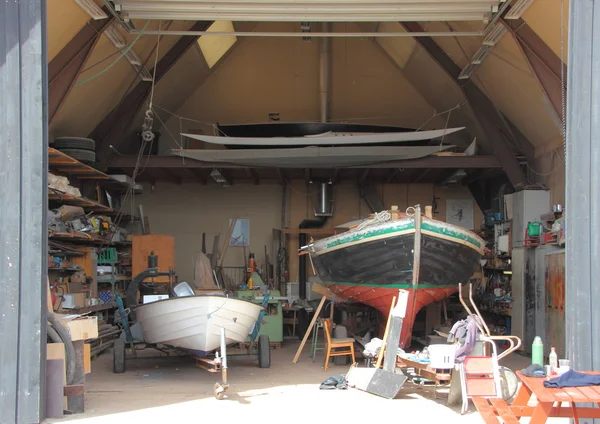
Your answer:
48;205;128;243
49;172;81;197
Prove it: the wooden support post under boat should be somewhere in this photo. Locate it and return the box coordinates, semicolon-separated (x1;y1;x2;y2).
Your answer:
292;296;327;363
375;295;397;369
409;205;423;326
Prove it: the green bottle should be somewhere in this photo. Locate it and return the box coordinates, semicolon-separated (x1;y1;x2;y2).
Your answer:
532;336;544;366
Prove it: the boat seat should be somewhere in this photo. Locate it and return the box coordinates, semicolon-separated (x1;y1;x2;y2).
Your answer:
172;281;195;297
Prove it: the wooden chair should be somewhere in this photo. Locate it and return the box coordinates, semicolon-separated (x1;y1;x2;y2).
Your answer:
323;318;355;372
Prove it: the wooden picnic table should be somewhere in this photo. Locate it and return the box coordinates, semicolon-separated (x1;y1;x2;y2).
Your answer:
510;370;600;423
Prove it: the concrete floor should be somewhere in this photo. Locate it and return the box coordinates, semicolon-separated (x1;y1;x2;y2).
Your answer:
47;340;568;424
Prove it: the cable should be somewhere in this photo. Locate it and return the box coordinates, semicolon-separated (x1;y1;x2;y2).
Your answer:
148;21;162;111
74;21;150;87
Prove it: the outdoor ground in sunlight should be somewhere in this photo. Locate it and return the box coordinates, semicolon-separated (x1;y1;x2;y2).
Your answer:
46;340;567;424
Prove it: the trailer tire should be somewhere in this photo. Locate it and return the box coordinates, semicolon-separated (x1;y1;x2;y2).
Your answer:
56;148;96;163
53;137;95;151
258;335;271;368
113;339;126;373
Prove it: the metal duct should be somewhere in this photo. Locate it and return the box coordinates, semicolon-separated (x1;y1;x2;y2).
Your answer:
320;22;331;123
315;182;334;216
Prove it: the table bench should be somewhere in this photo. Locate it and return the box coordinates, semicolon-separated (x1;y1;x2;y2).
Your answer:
472;397;520;424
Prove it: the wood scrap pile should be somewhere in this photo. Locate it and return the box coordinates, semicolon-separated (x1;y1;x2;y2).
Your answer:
88;323;121;359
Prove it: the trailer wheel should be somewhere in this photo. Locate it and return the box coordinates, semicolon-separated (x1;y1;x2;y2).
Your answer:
113;339;126;373
499;366;519;401
258;335;271;368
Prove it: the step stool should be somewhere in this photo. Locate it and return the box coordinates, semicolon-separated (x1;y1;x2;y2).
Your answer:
311;318;325;362
459;338;502;414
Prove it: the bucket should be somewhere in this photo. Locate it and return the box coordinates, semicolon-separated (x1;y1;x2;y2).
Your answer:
428;344;456;369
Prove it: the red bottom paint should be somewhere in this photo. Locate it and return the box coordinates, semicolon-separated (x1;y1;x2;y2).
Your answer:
327;284;458;348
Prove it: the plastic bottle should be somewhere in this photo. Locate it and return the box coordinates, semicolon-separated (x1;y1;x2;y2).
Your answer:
532;336;544;366
549;346;558;373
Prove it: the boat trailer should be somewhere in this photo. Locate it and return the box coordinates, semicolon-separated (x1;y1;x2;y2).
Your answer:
112;274;272;400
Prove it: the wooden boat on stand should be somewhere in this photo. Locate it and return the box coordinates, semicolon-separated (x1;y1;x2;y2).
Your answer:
302;205;485;348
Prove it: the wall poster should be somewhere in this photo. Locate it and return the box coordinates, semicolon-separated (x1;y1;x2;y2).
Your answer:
446;199;474;229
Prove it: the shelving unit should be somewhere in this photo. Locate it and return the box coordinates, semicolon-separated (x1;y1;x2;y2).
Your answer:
47;147;137;314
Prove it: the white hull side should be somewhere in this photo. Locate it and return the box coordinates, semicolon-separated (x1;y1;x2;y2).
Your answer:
135;296;263;354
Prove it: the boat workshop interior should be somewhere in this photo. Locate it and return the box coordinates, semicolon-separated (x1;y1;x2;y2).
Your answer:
4;0;600;423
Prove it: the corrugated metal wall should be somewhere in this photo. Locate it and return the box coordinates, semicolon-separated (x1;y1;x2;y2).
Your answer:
0;1;48;423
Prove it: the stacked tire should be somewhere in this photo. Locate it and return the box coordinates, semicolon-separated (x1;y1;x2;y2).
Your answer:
53;137;96;164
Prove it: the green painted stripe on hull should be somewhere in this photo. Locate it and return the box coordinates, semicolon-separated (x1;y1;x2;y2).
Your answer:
325;220;413;249
421;221;483;249
324;219;482;250
323;281;458;289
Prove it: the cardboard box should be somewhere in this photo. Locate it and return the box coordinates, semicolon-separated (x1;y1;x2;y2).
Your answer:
57;314;98;341
84;343;91;374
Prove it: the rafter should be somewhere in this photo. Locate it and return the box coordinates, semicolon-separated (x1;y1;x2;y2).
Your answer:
90;21;214;171
401;22;530;189
245;168;260;185
503;18;567;127
48;7;113;123
358;169;370;185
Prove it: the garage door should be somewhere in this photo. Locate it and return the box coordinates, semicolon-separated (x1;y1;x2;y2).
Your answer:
109;0;505;22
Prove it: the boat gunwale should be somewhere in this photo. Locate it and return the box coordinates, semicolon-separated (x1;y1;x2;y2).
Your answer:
134;293;266;311
308;215;485;256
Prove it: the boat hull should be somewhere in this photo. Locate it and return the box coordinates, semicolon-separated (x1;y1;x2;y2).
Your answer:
135;295;264;356
307;215;484;347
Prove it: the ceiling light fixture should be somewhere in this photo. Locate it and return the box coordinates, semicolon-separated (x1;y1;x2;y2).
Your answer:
471;46;491;64
482;23;507;46
458;63;476;80
104;25;126;48
210;169;228;184
74;0;108;20
504;0;536;19
103;24;154;82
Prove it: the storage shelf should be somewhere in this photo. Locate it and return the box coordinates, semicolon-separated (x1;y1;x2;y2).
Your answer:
48;188;134;219
49;147;130;191
48;230;111;245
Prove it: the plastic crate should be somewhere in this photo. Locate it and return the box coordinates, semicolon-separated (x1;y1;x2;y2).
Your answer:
97;248;117;264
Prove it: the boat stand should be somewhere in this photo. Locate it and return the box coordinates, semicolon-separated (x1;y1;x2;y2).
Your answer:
213;327;229;400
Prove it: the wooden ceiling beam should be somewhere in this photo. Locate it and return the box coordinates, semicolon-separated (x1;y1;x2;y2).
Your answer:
90;20;214;171
108;154;502;170
401;22;531;189
48;6;114;123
